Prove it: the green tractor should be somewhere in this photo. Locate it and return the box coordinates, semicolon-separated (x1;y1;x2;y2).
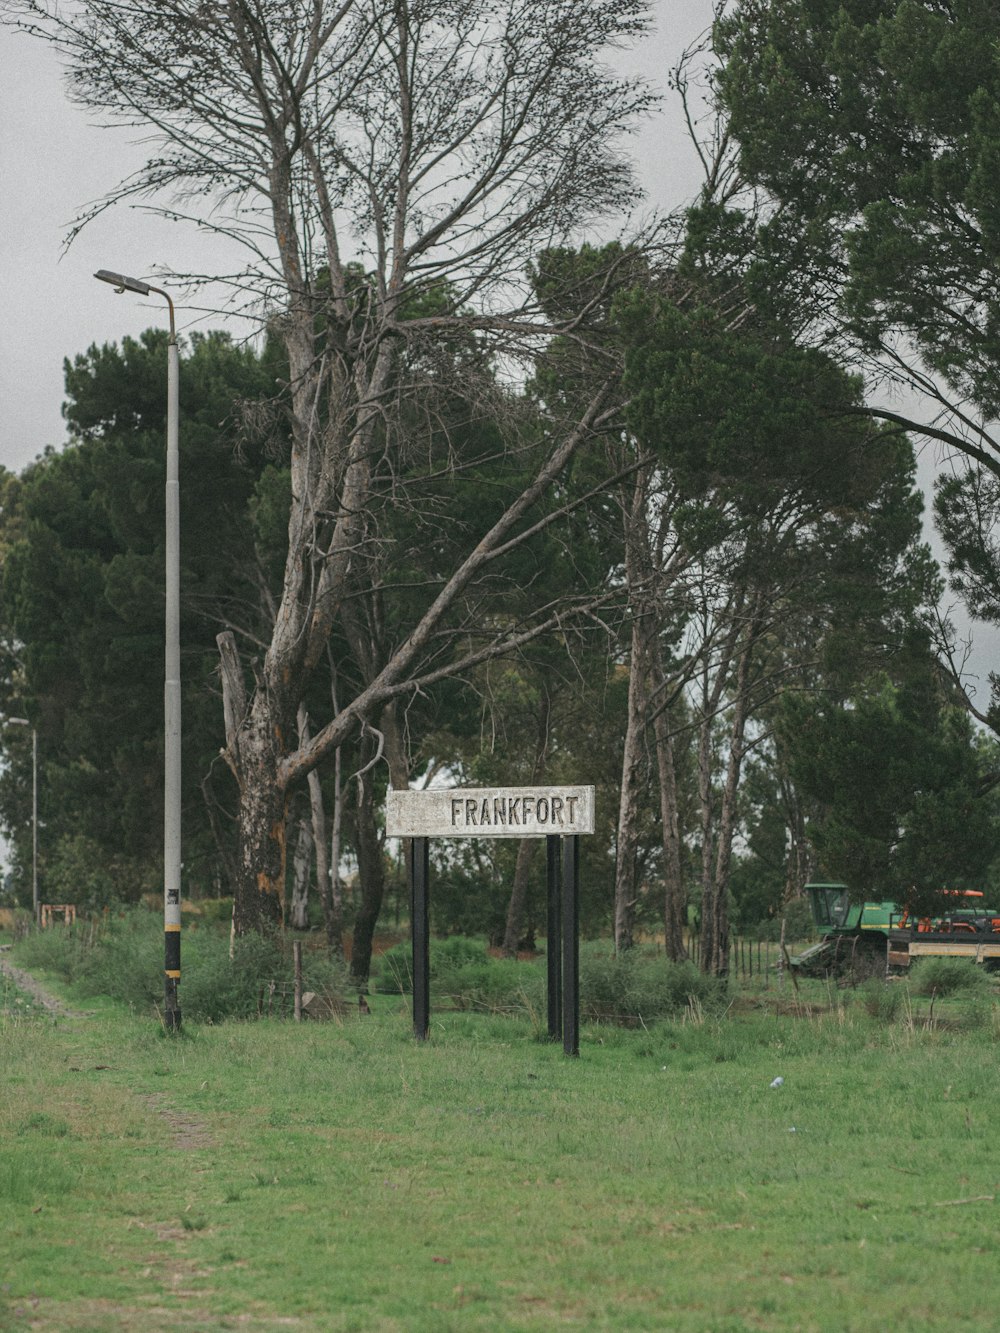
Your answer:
789;883;900;977
792;883;1000;975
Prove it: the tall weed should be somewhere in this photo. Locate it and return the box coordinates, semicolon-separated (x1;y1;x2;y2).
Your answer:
375;937;727;1025
13;909;346;1021
860;978;905;1023
374;935;493;995
580;950;726;1024
910;957;995;998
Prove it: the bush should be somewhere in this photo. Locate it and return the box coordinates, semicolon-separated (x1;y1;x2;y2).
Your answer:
438;957;546;1014
580;949;726;1024
859;978;904;1023
376;936;728;1025
909;957;995;999
13;908;347;1022
374;935;493;995
184;933;345;1023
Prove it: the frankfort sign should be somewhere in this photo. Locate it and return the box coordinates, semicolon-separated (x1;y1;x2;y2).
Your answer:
386;785;594;1055
386;785;594;839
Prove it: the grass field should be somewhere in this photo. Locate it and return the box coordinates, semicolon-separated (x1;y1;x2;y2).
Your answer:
3;962;1000;1331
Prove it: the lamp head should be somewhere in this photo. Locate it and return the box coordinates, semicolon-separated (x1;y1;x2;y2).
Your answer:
94;269;152;296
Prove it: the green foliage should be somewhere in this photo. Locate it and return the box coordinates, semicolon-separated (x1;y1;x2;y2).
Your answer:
416;849;513;943
934;466;1000;632
374;934;494;995
781;896;816;942
715;0;1000;413
734;893;815;943
375;936;727;1025
439;956;546;1016
0;330;284;901
42;833;154;912
579;949;727;1024
619;289;881;516
859;978;905;1023
910;956;996;999
712;0;1000;696
618;270;936;667
182;932;345;1024
13;909;345;1022
779;669;1000;911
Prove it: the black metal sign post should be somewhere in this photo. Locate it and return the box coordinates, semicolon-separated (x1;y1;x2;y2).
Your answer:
410;836;430;1041
546;834;562;1041
561;835;580;1056
389;786;593;1054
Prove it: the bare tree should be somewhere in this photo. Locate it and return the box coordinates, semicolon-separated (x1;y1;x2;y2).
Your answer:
12;0;657;932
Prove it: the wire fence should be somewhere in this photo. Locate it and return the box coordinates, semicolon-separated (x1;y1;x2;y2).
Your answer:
686;931;780;984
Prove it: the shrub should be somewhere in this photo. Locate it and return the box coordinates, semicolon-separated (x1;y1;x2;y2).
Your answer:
185;932;347;1022
13;908;347;1022
859;978;904;1023
374;940;413;993
374;936;493;995
376;936;728;1025
909;957;995;999
13;919;93;984
437;957;546;1014
579;950;726;1025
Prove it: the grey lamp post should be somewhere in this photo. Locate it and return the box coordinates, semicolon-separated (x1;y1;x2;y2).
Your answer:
4;718;37;922
94;269;181;1030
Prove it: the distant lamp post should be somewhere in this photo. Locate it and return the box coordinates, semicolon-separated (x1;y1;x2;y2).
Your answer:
94;268;181;1031
3;718;37;922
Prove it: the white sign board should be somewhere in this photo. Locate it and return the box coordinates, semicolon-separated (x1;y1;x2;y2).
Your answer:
386;786;595;838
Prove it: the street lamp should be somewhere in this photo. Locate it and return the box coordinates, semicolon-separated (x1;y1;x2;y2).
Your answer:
3;718;37;923
94;269;181;1030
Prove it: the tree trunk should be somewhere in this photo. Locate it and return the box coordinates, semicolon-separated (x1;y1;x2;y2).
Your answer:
693;593;745;978
218;630;289;935
232;743;288;935
651;697;686;961
348;729;387;992
779;771;814;905
701;611;758;977
696;698;717;974
200;767;239;901
614;614;647;954
502;691;551;957
349;773;384;991
614;467;655;955
502;838;538;957
299;704;341;959
289;797;312;931
328;747;346;958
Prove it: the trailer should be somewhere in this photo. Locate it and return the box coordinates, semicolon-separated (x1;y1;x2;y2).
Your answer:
792;883;1000;975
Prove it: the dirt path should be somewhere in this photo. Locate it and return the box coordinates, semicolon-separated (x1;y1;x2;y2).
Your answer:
0;951;88;1016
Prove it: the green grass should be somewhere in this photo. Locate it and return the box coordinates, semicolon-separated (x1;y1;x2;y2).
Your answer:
3;974;1000;1330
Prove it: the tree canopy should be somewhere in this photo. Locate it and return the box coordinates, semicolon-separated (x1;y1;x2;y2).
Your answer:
715;0;1000;422
0;331;279;901
711;0;1000;730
